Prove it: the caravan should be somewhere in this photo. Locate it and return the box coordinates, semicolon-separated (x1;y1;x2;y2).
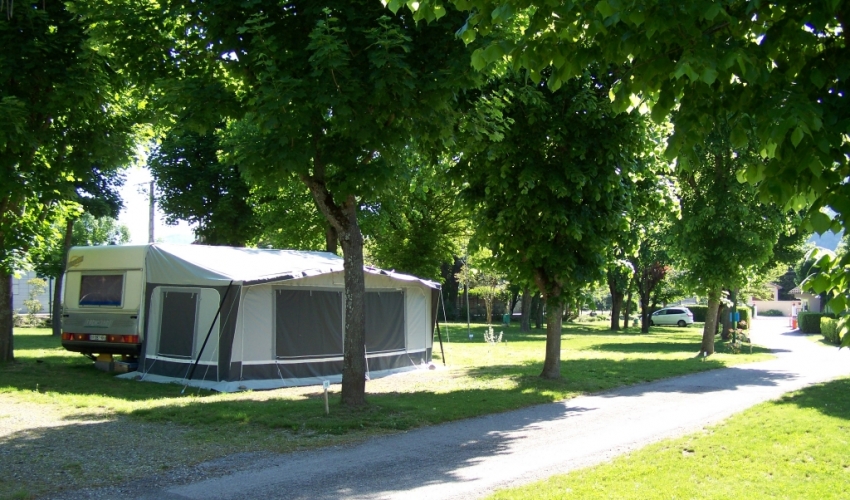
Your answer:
61;244;439;391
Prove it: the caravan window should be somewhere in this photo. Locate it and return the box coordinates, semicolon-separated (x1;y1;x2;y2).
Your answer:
79;274;124;307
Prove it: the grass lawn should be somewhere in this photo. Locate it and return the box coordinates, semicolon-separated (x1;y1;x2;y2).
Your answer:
1;322;771;497
488;377;850;500
2;322;773;440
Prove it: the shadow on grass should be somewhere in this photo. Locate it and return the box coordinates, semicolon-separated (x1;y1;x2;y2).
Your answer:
775;376;850;421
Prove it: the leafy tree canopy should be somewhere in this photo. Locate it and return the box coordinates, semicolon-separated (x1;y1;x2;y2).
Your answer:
408;0;850;311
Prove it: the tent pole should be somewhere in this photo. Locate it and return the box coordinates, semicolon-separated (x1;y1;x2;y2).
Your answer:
436;290;446;365
183;280;234;393
435;320;446;366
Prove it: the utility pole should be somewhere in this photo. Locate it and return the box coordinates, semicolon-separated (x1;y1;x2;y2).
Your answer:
148;180;155;244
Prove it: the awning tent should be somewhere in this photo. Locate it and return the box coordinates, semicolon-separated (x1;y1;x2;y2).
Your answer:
120;244;439;391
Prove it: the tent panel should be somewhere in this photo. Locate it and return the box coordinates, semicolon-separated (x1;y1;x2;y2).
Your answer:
194;288;221;363
141;357;218;381
238;285;274;362
216;286;241;381
241;359;345;380
275;289;343;358
157;290;198;358
406;287;428;351
365;291;405;353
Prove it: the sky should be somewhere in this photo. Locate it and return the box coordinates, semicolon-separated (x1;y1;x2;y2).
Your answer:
117;166;195;245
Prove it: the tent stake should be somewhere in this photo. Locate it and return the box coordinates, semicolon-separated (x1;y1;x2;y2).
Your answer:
183;280;234;393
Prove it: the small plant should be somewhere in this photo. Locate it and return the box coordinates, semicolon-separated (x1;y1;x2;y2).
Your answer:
725;328;752;354
483;326;503;344
23;278;47;328
760;309;784;317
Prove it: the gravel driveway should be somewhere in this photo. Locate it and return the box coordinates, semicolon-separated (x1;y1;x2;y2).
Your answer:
36;317;848;500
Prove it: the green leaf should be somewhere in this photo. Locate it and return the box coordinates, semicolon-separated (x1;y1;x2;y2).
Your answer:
810;69;826;89
790;126;804;147
810;211;832;234
483;44;505;64
700;67;718;85
471;49;486;71
595;0;615;18
460;26;476;44
730;124;748;148
629;10;645;26
386;0;404;14
828;294;846;313
703;2;722;20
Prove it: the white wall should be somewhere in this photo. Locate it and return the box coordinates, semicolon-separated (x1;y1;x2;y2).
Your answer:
12;271;54;314
750;300;802;317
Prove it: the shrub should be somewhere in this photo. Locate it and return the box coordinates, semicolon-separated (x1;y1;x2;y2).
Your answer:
798;311;835;334
687;305;710;322
821;318;841;345
684;305;750;328
760;309;785;317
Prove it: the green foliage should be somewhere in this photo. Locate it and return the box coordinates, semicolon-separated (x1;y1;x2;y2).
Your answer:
148;129;259;246
672;124;790;297
22;278;47;325
760;309;785;317
457;71;647;305
1;3;137;274
798;311;835;334
683;304;750;328
31;214;130;280
819;317;842;345
361;154;470;280
414;0;850;318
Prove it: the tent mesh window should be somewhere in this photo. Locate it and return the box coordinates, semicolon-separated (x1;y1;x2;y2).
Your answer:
275;289;343;358
366;291;405;352
157;290;198;358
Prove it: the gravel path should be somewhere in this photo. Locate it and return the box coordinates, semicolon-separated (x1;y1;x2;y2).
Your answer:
43;317;850;500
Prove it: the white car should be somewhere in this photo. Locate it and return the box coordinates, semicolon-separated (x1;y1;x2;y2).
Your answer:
650;307;695;327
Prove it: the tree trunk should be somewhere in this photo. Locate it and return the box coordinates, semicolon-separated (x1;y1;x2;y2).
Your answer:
338;219;366;406
535;296;545;329
303;171;366;407
540;300;563;379
701;291;721;355
0;270;13;362
610;290;623;331
485;297;493;325
325;224;338;254
52;218;74;336
640;294;651;333
624;287;633;329
519;286;531;333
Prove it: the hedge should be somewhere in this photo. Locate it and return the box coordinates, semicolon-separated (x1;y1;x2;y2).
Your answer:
821;318;841;345
684;305;751;326
798;311;835;334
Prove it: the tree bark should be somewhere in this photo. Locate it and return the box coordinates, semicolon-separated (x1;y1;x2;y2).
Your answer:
534;270;563;380
535;295;545;329
52;218;74;336
701;291;721;355
325;224;338;254
302;172;366;407
624;286;633;329
338;218;366;406
519;286;531;333
609;294;622;330
640;293;651;333
0;270;13;362
540;300;563;379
